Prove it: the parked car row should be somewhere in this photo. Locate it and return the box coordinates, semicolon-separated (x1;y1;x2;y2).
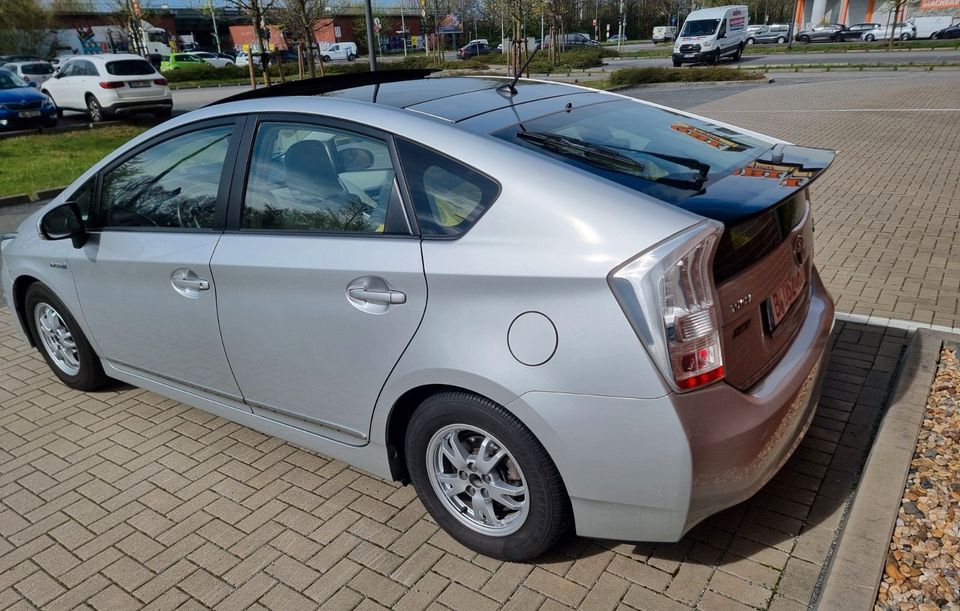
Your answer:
794;16;955;42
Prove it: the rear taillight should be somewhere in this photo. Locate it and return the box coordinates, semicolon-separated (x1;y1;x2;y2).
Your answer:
154;78;167;86
99;81;124;89
609;221;725;393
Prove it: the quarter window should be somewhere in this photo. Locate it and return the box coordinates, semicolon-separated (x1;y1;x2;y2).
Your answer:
243;122;400;234
99;125;233;229
396;138;500;237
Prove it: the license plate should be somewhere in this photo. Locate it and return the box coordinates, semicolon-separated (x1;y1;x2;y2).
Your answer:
684;53;695;58
129;80;151;88
18;110;41;118
765;266;807;331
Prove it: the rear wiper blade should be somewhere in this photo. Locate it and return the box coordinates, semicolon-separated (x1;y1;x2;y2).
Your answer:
517;131;709;190
517;131;646;174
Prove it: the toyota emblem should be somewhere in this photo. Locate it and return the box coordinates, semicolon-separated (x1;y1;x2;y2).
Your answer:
793;235;806;266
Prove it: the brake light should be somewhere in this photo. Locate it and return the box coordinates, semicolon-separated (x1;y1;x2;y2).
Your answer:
99;81;124;89
609;221;725;392
154;78;167;86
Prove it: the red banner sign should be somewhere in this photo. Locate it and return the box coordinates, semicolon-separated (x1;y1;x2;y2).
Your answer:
919;0;960;8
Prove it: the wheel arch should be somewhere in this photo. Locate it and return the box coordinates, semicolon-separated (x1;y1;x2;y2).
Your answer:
12;274;40;347
384;383;489;482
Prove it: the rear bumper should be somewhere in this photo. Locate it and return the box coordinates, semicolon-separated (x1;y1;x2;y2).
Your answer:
104;98;172;115
676;268;834;531
507;267;834;542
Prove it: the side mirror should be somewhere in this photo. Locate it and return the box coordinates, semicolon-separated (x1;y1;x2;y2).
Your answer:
28;81;37;88
39;202;87;249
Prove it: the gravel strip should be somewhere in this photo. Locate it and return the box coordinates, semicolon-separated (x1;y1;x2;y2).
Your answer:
877;346;960;610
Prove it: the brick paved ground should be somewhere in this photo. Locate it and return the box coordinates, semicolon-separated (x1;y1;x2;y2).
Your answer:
0;308;911;610
1;72;956;609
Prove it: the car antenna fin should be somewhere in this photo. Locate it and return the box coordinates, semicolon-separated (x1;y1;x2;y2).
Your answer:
497;46;540;96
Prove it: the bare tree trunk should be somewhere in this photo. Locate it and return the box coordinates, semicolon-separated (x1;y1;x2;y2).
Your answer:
250;0;272;86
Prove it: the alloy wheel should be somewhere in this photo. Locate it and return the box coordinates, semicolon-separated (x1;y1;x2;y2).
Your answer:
33;303;81;376
87;97;103;122
426;424;529;536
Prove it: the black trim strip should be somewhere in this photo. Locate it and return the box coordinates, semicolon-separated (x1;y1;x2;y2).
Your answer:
204;69;438;107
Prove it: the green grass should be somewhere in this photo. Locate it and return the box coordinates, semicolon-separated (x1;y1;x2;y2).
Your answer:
744;39;960;54
0;125;147;197
603;66;766;88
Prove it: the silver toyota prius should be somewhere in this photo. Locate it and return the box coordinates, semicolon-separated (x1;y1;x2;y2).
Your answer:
1;71;835;561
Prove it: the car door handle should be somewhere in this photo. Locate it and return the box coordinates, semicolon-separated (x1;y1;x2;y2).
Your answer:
172;277;210;291
348;287;406;304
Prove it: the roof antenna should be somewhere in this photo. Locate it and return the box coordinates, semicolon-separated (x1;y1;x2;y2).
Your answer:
497;45;540;96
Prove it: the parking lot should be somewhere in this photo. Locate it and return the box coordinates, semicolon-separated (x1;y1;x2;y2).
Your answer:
0;70;958;609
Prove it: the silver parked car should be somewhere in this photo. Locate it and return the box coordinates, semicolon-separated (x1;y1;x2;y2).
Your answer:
1;72;835;561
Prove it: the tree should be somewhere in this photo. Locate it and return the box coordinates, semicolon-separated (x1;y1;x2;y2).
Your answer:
224;0;278;86
0;0;52;55
278;0;332;76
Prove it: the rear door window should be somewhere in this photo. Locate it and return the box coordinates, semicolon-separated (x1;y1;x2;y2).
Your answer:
242;122;406;234
395;138;500;237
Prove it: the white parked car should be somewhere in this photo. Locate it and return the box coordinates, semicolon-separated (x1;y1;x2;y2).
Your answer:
42;54;172;122
861;22;917;41
3;61;56;87
235;51;267;68
321;42;359;62
187;51;234;68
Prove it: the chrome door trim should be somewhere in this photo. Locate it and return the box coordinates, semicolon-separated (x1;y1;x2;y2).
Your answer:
248;400;369;441
108;359;245;403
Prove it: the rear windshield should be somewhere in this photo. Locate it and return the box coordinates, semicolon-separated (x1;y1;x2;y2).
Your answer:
105;59;155;75
22;63;53;74
681;19;720;37
494;99;769;205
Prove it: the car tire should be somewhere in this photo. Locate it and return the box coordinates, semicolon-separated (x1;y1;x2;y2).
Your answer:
777;36;786;44
405;392;571;561
85;95;105;122
42;115;58;128
322;55;331;62
865;34;875;41
900;33;910;40
746;37;755;45
672;58;682;67
24;283;108;392
348;54;357;61
155;107;172;119
733;44;743;61
799;35;810;43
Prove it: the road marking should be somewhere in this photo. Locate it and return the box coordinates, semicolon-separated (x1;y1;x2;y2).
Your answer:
836;311;960;335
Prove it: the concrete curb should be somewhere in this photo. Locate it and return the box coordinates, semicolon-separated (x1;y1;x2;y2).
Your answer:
816;329;953;610
0;188;63;208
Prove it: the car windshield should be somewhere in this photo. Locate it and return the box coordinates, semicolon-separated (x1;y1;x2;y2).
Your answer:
0;69;28;89
22;63;53;75
106;59;155;75
494;99;769;203
680;19;720;37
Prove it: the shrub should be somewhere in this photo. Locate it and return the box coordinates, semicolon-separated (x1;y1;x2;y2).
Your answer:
607;66;765;87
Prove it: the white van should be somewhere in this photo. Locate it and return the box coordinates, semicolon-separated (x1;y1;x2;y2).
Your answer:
672;5;748;66
321;42;359;62
906;16;954;39
652;26;678;43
